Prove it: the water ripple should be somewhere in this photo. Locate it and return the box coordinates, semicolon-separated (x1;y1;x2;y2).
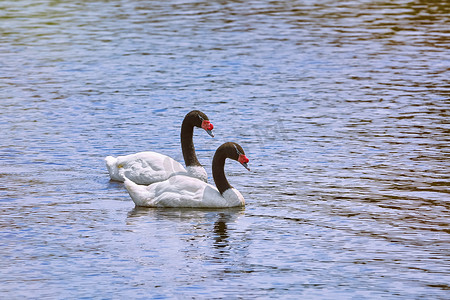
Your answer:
1;0;449;298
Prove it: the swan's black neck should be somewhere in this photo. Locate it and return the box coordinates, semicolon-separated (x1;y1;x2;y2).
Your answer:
181;116;201;167
212;148;232;195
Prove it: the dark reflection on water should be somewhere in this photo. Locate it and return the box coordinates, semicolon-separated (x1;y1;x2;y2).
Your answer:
213;213;230;248
1;0;449;298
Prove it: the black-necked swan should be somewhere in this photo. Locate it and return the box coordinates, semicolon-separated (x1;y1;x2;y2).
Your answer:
105;110;214;185
122;142;250;208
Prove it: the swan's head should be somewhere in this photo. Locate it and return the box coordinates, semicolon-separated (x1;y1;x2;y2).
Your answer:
201;119;214;137
188;110;214;137
230;142;250;171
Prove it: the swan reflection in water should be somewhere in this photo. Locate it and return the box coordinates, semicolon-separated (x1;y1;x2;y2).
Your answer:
126;207;250;267
213;213;230;249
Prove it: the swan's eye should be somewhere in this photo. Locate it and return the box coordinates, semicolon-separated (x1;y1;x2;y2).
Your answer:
238;154;249;164
201;120;213;131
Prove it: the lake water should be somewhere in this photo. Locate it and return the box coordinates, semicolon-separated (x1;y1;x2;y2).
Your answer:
1;0;449;298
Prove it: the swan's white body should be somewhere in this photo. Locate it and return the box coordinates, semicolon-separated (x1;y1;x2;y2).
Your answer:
105;152;207;185
123;175;245;208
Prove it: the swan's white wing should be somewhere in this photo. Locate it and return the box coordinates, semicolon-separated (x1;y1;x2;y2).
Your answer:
149;176;225;208
106;151;187;185
124;175;241;208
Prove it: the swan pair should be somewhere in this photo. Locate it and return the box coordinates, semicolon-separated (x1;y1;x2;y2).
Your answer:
105;110;250;208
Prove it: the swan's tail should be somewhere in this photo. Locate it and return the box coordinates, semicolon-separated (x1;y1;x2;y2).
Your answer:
121;171;151;206
105;156;116;168
105;156;123;181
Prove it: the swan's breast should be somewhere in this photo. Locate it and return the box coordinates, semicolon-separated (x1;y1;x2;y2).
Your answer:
186;165;208;182
222;188;245;207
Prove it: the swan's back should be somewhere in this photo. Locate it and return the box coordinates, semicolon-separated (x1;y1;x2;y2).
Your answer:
106;151;187;185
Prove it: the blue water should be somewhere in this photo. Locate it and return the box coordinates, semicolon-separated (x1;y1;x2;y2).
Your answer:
1;0;449;298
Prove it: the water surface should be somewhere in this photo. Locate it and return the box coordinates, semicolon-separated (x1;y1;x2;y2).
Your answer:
1;0;449;298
